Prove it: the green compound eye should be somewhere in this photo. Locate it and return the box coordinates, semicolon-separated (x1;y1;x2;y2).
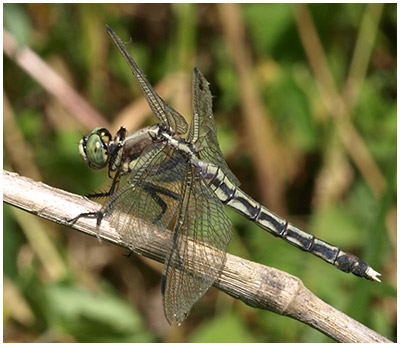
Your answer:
79;127;112;170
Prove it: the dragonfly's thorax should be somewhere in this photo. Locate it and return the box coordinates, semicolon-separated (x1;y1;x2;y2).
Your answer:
119;125;159;175
155;124;197;161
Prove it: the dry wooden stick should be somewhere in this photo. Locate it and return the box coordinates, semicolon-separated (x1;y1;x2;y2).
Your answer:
3;170;391;343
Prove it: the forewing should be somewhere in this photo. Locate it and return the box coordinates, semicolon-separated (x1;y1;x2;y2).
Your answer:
101;143;186;252
188;68;240;186
106;25;188;135
162;166;232;325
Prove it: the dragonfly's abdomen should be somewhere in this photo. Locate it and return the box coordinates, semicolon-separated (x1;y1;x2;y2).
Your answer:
195;159;380;282
217;181;342;266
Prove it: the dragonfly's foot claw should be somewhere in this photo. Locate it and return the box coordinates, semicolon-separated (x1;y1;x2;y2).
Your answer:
123;250;133;258
67;215;81;225
96;230;102;244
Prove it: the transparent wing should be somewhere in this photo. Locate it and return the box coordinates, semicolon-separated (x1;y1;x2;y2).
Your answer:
106;25;188;135
188;68;240;186
162;166;232;325
101;143;186;251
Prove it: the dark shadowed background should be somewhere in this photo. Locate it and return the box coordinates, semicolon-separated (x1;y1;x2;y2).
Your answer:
3;3;396;342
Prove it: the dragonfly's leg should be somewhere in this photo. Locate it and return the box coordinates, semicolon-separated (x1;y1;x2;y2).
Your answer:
85;172;121;199
148;192;168;224
124;250;133;258
67;211;105;243
68;211;99;224
142;183;180;224
85;191;112;199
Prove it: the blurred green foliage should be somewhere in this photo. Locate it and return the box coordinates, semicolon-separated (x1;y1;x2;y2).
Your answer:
4;3;396;342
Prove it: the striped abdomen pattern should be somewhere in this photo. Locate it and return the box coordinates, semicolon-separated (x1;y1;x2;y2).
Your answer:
194;159;380;281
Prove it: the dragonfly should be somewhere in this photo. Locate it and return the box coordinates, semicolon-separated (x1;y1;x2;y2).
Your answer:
71;25;381;325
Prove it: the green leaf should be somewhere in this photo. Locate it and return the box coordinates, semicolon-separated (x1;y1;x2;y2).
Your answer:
45;283;153;342
189;312;257;342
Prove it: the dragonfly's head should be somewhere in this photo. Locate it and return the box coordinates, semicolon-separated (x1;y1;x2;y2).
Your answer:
79;127;112;170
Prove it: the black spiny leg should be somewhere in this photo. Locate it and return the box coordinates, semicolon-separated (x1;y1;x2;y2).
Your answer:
68;211;98;225
68;211;105;243
85;191;112;199
147;190;168;224
85;170;122;199
143;183;180;224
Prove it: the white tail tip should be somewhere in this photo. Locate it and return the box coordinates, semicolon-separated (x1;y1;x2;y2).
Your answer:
366;267;381;282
